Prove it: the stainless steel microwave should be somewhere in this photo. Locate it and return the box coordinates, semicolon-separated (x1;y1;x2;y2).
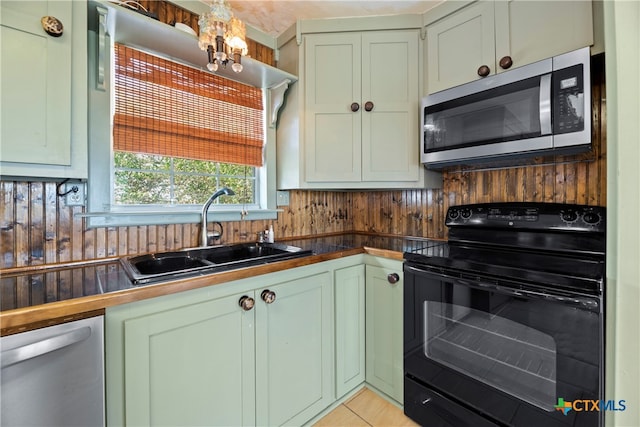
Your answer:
421;47;591;169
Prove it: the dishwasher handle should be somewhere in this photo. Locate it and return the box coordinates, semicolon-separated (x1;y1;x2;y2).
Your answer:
1;326;92;369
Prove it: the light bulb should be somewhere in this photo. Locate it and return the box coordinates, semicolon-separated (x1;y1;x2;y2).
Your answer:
232;62;243;73
215;51;227;62
207;62;218;72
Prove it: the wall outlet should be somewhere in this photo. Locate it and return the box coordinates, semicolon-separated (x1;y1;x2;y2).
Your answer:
65;182;86;206
276;190;290;206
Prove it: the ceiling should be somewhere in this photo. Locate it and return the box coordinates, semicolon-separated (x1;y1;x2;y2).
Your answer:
175;1;444;37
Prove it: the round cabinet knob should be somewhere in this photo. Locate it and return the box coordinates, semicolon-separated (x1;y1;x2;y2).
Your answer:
239;296;255;311
261;289;276;304
477;65;491;77
350;102;360;112
364;101;374;112
41;16;64;37
499;56;513;70
387;273;400;284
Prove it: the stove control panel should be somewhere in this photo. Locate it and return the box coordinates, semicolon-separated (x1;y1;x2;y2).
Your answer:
446;203;605;232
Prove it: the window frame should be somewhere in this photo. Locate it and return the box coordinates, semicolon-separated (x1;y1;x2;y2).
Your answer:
85;21;279;228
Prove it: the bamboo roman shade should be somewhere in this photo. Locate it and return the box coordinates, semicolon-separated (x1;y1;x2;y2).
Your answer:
113;43;265;167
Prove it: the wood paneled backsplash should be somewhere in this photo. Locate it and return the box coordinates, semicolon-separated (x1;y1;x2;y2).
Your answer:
0;188;352;269
0;55;605;270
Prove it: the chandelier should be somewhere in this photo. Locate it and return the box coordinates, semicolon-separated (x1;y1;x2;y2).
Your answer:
198;0;248;73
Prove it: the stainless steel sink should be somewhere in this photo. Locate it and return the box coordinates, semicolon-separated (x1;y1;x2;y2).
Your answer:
120;243;312;285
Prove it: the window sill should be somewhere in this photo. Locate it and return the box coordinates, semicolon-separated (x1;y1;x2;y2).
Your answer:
80;209;281;228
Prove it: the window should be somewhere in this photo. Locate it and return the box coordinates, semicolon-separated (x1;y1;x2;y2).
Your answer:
113;153;255;206
86;25;281;227
112;44;262;208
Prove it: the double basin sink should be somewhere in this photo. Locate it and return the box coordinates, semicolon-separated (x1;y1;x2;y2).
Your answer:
120;242;312;285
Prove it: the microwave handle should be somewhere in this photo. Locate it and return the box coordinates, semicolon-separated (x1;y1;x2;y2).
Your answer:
539;74;552;135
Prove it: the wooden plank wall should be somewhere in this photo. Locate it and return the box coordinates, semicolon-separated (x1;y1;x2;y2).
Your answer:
132;0;275;66
0;56;606;269
0;187;352;269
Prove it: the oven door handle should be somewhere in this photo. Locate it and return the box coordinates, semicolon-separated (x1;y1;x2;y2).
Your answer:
455;279;600;312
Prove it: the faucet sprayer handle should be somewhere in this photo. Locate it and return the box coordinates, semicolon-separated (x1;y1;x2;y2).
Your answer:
205;222;224;246
212;222;223;239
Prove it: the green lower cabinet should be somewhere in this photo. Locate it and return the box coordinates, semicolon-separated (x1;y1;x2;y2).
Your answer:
106;266;335;427
122;291;256;426
365;261;404;404
334;264;366;398
255;272;334;426
106;257;410;425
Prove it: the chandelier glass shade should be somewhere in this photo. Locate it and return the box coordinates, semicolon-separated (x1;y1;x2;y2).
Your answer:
198;0;247;73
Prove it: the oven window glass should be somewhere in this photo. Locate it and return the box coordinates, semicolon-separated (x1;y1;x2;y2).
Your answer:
424;301;557;412
424;76;543;152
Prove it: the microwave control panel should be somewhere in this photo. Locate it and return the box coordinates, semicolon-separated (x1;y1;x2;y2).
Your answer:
553;64;585;134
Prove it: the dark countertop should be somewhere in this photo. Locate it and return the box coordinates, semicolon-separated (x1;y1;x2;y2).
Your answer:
0;233;445;334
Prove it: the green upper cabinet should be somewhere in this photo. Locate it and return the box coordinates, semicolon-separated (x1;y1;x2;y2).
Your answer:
426;1;497;94
365;259;404;404
425;0;594;94
277;20;441;190
304;30;420;185
0;0;87;178
304;32;362;183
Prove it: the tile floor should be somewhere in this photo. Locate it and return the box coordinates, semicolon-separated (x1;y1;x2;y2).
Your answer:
314;388;419;427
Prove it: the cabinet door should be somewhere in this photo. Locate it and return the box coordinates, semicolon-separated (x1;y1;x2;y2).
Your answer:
365;263;404;403
494;0;593;72
0;1;71;165
361;31;420;182
304;33;362;182
426;1;496;93
122;293;256;427
335;264;366;398
255;272;334;426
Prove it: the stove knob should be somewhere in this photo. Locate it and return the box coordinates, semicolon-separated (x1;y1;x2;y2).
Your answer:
583;212;601;225
561;211;578;223
460;209;472;219
448;209;460;220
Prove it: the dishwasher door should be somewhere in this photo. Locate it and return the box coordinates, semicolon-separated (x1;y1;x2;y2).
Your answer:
1;315;105;427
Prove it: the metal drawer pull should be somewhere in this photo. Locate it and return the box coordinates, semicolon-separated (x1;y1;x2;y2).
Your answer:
1;326;91;369
387;273;400;284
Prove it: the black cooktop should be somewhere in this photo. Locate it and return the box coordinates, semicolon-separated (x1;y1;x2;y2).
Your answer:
404;203;606;294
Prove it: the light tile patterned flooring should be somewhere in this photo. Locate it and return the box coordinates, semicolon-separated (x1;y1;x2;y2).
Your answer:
314;388;419;427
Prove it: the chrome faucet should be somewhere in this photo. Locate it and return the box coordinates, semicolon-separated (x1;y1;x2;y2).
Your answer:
200;187;235;247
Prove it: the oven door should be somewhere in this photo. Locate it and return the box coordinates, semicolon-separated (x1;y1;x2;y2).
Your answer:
403;264;602;427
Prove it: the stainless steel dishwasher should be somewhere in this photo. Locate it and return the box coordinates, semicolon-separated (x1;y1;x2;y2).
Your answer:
1;315;105;426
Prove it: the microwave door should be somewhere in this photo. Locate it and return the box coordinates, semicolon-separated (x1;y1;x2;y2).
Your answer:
423;74;554;166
